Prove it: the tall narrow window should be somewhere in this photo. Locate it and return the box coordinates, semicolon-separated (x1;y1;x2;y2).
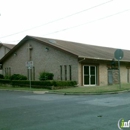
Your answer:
8;67;11;76
60;65;62;80
27;67;35;80
7;68;8;76
30;69;32;80
127;69;130;83
33;67;35;81
5;68;7;76
69;65;72;80
64;65;67;80
27;68;29;80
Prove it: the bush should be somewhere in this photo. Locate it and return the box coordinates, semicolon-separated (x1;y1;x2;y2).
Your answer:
0;79;77;90
39;72;54;80
0;74;4;79
52;81;77;87
10;74;27;80
4;75;11;79
11;80;29;87
0;79;11;84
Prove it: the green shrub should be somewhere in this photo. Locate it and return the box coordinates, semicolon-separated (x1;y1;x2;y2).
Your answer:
11;80;29;86
0;79;11;84
39;72;54;80
4;75;11;79
52;81;77;87
0;79;77;90
0;74;4;79
11;80;53;89
10;74;27;80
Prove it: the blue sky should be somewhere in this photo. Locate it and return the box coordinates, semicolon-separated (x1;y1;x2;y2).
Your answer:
0;0;130;49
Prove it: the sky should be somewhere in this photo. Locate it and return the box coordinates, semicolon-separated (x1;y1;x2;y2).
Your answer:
0;0;130;49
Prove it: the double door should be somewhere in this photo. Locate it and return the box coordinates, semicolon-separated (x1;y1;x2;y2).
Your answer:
83;66;96;86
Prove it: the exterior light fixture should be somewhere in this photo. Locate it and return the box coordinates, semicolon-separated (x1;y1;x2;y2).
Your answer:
45;47;49;52
14;52;17;56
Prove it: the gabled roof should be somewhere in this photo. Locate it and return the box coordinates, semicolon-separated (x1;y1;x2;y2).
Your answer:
0;43;15;49
0;35;130;63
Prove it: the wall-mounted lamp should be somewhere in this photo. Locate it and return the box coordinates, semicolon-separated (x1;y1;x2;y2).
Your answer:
45;47;49;52
13;52;17;56
0;64;2;69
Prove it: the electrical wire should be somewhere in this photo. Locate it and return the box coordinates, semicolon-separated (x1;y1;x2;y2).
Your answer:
3;8;130;44
42;8;130;36
0;0;113;39
3;2;130;44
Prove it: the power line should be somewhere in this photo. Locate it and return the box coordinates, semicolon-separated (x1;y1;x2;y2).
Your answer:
42;8;130;36
0;0;113;39
3;8;130;44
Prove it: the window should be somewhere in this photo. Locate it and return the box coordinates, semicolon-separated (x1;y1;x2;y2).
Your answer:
5;68;7;76
60;65;72;81
69;65;72;80
27;68;29;80
8;67;11;76
127;68;130;83
5;67;11;77
64;65;67;80
27;67;35;80
60;65;62;80
7;68;8;76
33;67;35;81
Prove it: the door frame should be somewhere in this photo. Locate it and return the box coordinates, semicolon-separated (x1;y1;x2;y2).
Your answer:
83;65;96;86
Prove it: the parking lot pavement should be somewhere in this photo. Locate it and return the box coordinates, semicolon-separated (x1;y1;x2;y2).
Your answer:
0;91;130;130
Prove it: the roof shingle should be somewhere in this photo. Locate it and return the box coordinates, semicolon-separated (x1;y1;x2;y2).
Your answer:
0;35;130;63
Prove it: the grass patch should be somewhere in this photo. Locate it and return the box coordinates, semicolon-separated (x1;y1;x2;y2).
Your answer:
1;83;130;95
51;83;130;94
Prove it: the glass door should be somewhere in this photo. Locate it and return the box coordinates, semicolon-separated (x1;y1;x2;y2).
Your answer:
83;65;96;86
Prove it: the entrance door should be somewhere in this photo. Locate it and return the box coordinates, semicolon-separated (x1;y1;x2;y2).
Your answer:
83;66;96;86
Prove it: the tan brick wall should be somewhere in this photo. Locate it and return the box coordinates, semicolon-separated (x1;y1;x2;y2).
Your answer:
99;63;128;86
120;65;127;83
99;63;108;86
78;63;82;86
3;40;79;82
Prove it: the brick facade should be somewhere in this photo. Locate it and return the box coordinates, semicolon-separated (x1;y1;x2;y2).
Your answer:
1;38;129;86
3;40;79;82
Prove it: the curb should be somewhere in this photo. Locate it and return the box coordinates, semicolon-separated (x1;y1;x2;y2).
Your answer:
0;89;33;93
0;89;49;94
33;91;49;94
48;90;130;95
0;89;130;95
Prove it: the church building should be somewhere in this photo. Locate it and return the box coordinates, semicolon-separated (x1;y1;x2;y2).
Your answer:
0;35;130;86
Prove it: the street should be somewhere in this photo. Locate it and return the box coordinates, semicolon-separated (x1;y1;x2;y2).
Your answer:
0;91;130;130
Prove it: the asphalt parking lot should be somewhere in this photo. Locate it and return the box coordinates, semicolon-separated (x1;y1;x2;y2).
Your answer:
0;91;130;130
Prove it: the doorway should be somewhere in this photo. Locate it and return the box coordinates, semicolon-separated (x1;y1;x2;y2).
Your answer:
83;65;96;86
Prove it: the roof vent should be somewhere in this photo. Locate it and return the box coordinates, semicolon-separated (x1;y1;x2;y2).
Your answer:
48;39;56;44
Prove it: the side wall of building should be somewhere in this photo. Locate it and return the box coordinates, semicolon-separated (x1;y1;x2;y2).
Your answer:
0;46;10;59
2;40;79;82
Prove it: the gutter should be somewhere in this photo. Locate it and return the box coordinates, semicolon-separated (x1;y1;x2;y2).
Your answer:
78;56;130;62
78;58;85;62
